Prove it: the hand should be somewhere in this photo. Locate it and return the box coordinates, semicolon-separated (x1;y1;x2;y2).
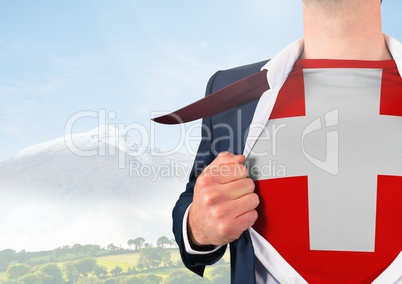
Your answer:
188;151;259;247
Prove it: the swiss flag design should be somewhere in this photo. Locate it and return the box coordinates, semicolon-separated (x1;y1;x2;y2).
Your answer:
252;61;402;283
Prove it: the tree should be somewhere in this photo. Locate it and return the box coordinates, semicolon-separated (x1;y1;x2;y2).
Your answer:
0;280;19;284
156;236;171;248
52;245;73;261
127;239;135;250
106;243;118;252
93;264;108;279
120;275;144;284
51;247;65;261
137;247;172;270
6;263;31;280
160;248;172;267
75;258;97;277
170;238;178;247
131;237;145;251
18;273;43;284
83;244;101;257
0;249;16;272
103;278;119;284
72;244;84;257
37;264;64;284
208;265;230;284
74;276;101;284
126;266;137;275
110;266;122;277
64;262;79;284
163;270;209;284
144;274;162;284
15;250;29;264
137;247;159;270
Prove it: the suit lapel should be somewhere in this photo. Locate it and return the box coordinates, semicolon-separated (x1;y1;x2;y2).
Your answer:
243;39;304;158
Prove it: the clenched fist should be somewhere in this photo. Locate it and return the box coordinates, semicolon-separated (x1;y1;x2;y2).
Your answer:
188;151;259;247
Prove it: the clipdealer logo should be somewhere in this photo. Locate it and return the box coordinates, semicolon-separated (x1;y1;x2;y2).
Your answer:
302;108;339;175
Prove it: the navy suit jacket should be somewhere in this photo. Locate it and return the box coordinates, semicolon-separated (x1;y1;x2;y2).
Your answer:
172;59;269;284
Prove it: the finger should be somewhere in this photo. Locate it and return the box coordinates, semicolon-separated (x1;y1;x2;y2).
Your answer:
228;192;260;218
233;209;259;231
209;192;259;221
224;209;259;240
204;163;249;184
218;178;255;200
210;151;245;166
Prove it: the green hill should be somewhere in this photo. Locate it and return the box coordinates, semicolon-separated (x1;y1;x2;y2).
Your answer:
0;246;230;284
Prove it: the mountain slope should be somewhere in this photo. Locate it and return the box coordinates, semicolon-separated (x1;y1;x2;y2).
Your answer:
0;126;194;251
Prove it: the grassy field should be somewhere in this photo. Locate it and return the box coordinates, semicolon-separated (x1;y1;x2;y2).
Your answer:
0;248;231;282
93;250;230;282
96;252;143;272
95;248;229;273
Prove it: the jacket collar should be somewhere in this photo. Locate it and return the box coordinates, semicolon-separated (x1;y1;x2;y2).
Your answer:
385;34;402;77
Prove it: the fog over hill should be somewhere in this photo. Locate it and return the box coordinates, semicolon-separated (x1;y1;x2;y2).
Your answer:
0;126;194;251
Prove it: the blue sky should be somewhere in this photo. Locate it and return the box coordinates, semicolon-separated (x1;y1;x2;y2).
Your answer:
0;0;401;161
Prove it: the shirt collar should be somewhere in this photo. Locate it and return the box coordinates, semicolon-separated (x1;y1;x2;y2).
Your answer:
385;35;402;77
261;35;402;89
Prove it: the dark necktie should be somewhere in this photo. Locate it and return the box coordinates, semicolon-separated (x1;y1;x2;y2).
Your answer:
152;69;269;124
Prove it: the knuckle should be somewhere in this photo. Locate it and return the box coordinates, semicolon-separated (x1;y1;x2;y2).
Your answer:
249;177;256;187
245;193;259;209
242;210;258;229
218;151;230;157
208;206;216;218
245;178;255;192
253;193;260;207
249;210;259;225
240;164;249;177
216;221;231;237
214;164;227;178
234;164;248;177
209;164;223;177
202;191;218;206
209;205;221;219
196;174;210;189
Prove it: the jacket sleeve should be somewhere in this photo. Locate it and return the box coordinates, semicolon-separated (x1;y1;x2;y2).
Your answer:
172;59;268;277
172;71;227;277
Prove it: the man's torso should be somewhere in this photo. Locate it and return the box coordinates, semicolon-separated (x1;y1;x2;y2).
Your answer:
248;59;402;283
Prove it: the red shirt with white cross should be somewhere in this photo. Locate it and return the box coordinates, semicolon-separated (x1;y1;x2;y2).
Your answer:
249;59;402;283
